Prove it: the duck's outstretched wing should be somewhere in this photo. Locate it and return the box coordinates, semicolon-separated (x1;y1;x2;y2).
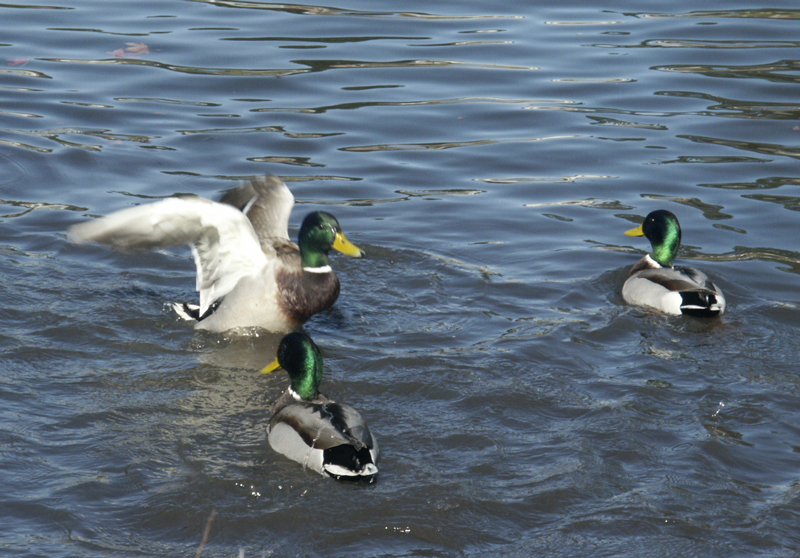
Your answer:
69;196;268;317
219;174;294;243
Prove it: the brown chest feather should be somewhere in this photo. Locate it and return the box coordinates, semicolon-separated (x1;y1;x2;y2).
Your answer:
276;269;341;324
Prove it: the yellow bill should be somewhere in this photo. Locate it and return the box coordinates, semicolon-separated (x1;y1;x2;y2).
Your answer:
261;358;282;375
624;224;645;237
333;231;365;258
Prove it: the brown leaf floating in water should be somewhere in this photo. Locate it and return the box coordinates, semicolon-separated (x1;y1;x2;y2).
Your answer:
108;43;150;58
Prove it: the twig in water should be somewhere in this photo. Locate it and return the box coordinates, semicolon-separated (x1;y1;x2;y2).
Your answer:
195;508;218;558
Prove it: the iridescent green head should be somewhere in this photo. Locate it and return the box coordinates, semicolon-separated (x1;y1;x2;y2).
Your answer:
261;332;324;401
625;209;681;267
298;211;365;269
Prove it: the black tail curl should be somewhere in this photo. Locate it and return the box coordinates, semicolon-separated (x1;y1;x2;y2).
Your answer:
679;291;721;318
323;445;376;479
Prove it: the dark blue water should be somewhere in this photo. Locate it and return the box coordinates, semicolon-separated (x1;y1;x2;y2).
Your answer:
2;1;800;557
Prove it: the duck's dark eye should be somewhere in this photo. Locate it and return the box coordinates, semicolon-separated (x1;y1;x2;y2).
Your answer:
318;223;326;230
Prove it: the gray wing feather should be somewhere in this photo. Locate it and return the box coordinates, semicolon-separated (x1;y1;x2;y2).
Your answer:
638;267;716;293
270;401;374;451
219;174;294;242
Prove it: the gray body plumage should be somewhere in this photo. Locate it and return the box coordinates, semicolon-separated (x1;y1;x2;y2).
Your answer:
623;255;726;317
268;390;379;478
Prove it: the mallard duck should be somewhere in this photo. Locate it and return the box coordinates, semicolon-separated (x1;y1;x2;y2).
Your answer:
262;332;379;479
69;175;365;332
622;209;726;317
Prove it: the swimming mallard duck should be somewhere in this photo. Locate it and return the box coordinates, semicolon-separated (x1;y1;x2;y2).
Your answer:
262;332;379;479
622;209;726;317
69;175;365;332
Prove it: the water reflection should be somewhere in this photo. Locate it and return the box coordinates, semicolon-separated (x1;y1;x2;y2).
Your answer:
679;134;800;160
0;199;86;219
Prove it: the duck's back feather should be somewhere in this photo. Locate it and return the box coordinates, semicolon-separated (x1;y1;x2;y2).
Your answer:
623;264;726;316
268;392;379;477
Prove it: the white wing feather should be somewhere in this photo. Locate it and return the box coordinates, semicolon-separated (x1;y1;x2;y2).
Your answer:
69;196;268;316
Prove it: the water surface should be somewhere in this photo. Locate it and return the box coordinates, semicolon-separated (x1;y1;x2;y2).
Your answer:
2;1;800;557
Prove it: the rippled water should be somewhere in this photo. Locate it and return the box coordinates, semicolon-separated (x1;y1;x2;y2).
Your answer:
2;1;800;557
